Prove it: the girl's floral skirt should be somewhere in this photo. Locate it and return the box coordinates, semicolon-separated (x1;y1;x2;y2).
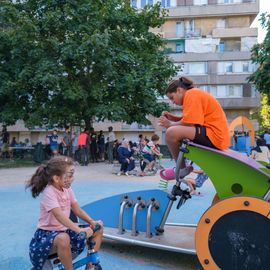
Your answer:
29;228;85;270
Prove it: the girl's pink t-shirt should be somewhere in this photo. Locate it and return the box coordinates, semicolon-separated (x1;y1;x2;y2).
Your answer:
38;184;77;231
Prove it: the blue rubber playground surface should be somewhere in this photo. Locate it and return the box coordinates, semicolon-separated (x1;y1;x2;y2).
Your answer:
0;164;216;270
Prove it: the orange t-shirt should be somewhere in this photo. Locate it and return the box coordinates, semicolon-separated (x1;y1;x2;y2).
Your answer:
78;132;88;146
182;88;230;150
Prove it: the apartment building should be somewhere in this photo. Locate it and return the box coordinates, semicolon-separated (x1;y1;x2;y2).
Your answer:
131;0;260;140
2;0;260;144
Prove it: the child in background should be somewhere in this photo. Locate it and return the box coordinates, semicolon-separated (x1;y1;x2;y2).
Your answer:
160;163;208;196
142;134;162;173
184;168;209;196
26;156;103;270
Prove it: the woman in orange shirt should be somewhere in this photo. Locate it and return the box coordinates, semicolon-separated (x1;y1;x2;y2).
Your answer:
159;77;230;161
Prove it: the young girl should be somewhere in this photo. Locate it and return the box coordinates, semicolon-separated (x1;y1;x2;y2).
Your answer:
26;156;103;270
159;76;230;161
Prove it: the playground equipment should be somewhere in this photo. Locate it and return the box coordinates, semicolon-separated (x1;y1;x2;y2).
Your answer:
229;116;255;153
82;140;270;269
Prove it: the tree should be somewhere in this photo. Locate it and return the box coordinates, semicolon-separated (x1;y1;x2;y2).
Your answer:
259;94;270;129
0;0;176;129
248;13;270;99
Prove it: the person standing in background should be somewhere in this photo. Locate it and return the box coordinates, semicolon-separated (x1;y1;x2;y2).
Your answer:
263;130;270;149
71;131;79;161
1;126;10;158
47;129;59;157
62;126;71;156
89;127;98;163
107;126;115;164
98;130;105;161
78;129;89;166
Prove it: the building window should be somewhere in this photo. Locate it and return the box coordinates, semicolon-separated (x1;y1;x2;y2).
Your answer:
218;0;234;4
209;86;217;97
131;0;137;8
199;85;209;91
218;62;233;73
176;21;184;38
227;85;243;97
251;85;256;97
176;42;184;53
141;0;146;8
218;41;225;52
242;62;249;72
218;61;254;74
161;0;171;8
225;62;233;73
189;62;207;75
185;19;195;33
209;85;243;98
216;18;226;28
217;85;227;98
194;0;208;5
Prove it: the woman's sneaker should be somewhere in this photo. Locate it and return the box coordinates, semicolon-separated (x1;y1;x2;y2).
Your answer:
125;172;129;176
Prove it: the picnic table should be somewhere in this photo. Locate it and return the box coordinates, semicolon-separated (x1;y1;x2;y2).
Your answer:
8;146;35;159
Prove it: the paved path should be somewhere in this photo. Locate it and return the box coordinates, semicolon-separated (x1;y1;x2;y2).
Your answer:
0;162;215;270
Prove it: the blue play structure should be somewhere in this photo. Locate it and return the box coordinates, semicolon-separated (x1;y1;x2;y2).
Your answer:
231;135;252;155
81;140;270;269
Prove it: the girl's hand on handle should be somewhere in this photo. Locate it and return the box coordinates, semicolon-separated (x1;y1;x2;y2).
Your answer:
80;227;93;239
90;220;103;229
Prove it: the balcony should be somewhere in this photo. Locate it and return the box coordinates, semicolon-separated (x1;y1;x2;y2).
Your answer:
176;0;256;6
163;48;185;54
157;29;201;39
218;96;260;109
169;51;251;61
167;1;259;18
212;27;258;38
159;95;259;110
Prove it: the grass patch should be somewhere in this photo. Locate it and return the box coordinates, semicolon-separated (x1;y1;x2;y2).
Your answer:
0;159;38;169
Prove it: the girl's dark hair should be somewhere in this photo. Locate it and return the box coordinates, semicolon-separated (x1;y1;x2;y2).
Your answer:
165;77;194;94
26;156;74;198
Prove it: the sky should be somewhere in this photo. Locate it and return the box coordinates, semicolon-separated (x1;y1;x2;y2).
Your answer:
252;0;270;43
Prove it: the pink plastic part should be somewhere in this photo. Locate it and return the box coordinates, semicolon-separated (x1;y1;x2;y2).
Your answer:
160;167;175;181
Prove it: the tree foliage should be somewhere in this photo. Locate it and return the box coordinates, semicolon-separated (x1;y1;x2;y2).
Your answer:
249;13;270;100
259;94;270;129
0;0;176;128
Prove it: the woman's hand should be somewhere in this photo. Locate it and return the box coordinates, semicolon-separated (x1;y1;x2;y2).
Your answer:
161;111;182;122
158;115;172;128
161;111;171;118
